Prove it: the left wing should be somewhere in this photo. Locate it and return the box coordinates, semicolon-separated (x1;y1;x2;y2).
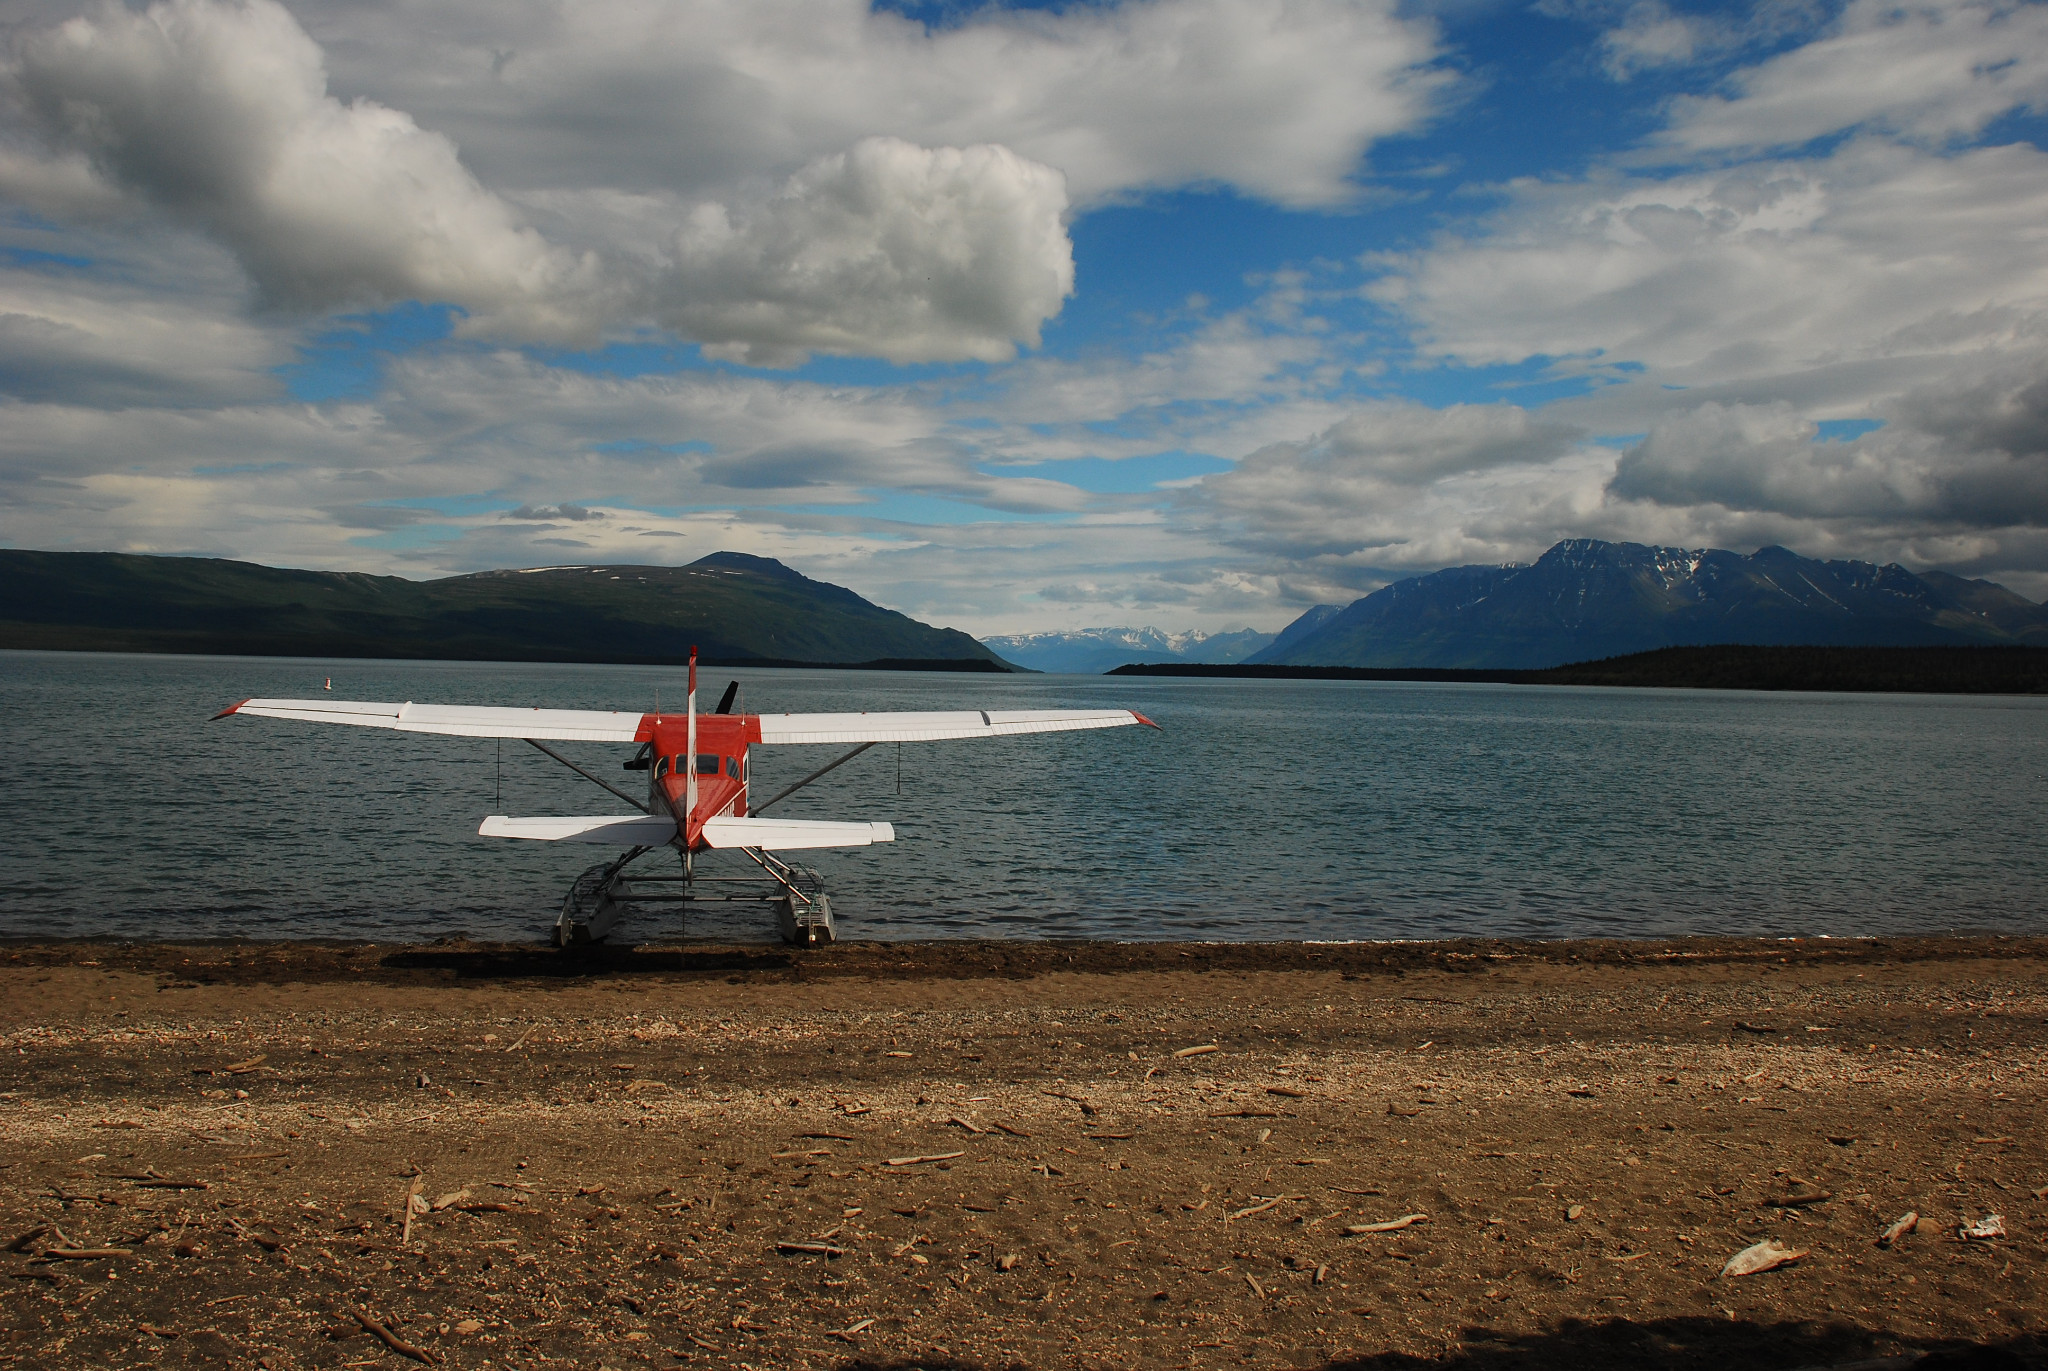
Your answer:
756;708;1155;745
215;698;647;743
478;815;677;844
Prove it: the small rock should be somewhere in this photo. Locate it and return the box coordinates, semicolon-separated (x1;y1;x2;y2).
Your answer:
454;1320;484;1335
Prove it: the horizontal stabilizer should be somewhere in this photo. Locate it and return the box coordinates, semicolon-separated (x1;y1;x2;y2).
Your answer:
217;698;646;743
756;708;1156;745
478;814;677;844
699;816;896;850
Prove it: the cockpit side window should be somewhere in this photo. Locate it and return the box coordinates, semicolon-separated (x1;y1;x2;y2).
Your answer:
654;755;670;778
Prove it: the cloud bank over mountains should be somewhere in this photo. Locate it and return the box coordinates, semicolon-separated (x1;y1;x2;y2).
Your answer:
2;0;2046;630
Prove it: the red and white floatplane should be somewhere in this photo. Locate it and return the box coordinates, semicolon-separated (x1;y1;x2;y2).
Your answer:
215;649;1158;946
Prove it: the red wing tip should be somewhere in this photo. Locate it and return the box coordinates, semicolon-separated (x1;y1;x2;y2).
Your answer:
210;698;251;721
1130;710;1162;730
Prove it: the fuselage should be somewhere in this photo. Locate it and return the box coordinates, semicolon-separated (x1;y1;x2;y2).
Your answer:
639;712;760;849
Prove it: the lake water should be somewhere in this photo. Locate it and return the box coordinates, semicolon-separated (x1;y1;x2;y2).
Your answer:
2;649;2044;944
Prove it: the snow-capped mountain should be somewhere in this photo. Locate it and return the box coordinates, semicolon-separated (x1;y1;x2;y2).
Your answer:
980;625;1276;674
1248;539;2048;669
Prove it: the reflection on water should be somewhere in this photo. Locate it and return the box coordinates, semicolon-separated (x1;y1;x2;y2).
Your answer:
2;649;2044;943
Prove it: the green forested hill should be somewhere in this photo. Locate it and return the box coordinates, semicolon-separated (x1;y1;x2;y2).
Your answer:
0;550;1007;668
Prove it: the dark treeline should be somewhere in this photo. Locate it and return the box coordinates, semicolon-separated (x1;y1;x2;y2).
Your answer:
1110;644;2048;694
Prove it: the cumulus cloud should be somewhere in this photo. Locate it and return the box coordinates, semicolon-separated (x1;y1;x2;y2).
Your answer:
1612;357;2048;527
658;139;1073;367
1372;140;2048;415
1659;0;2048;153
1195;400;1585;563
7;0;599;338
303;0;1450;209
0;0;1082;361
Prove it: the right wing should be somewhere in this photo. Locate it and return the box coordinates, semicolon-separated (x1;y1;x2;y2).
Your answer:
755;708;1154;745
700;816;895;850
215;698;647;743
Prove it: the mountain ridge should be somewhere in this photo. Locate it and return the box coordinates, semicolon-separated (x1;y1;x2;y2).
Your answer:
1249;539;2048;670
0;549;1008;668
979;624;1274;674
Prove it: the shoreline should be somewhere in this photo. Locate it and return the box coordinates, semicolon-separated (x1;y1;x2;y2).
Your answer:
3;933;2043;1368
4;931;2045;984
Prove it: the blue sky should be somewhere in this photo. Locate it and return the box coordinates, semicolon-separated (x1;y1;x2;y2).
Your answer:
4;0;2047;632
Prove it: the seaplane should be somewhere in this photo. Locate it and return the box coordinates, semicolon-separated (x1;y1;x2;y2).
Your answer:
213;648;1158;947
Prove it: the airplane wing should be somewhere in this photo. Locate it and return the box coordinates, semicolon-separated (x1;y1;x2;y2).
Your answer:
478;815;676;844
755;708;1156;745
700;817;895;850
215;700;1158;746
476;814;889;850
214;698;647;743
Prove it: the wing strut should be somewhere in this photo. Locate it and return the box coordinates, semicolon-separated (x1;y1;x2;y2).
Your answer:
750;742;876;817
525;739;651;814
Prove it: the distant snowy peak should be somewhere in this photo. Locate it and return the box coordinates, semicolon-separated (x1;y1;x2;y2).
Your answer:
981;625;1275;673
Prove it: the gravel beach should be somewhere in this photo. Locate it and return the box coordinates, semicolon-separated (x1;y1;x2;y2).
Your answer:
2;936;2043;1370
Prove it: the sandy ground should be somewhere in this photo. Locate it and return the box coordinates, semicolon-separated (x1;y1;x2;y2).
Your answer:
1;935;2044;1371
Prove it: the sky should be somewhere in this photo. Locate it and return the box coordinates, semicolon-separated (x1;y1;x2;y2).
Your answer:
2;0;2046;635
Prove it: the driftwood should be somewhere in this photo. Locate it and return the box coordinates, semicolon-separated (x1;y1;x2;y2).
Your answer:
1720;1239;1806;1276
347;1306;441;1364
399;1176;425;1247
1225;1194;1306;1223
1344;1214;1428;1235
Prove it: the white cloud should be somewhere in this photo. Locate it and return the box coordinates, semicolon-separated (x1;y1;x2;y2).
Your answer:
1597;1;1718;77
1544;0;1826;81
657;138;1073;367
1660;0;2048;153
0;222;290;406
301;0;1450;209
1193;399;1587;566
1612;352;2048;526
8;0;600;339
0;0;1083;361
1372;139;2048;417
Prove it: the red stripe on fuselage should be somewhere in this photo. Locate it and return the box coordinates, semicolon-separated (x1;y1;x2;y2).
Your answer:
647;713;761;848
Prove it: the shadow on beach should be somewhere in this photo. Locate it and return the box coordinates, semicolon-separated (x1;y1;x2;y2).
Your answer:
830;1320;2039;1370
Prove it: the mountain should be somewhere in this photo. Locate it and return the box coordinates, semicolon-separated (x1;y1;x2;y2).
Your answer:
1259;603;1343;659
0;549;1008;668
979;625;1275;674
1250;539;2048;670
